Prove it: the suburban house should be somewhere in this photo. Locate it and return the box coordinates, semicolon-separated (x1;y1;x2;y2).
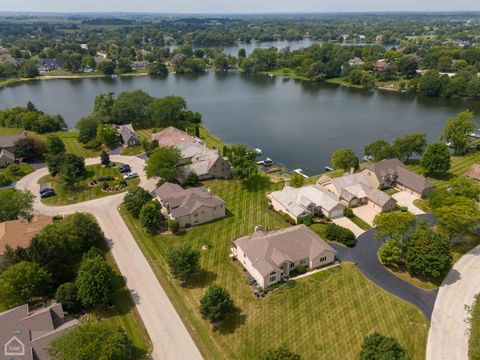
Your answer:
176;142;232;183
0;148;15;167
348;57;365;68
115;124;141;147
0;132;27;153
373;59;389;72
317;173;397;212
0;303;78;360
467;164;480;182
38;58;65;72
154;182;226;227
231;225;336;288
268;184;345;223
0;216;52;262
362;158;434;198
150;126;198;147
151;127;232;183
131;60;150;69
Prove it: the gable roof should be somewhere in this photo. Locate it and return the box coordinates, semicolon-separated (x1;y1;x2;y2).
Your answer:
270;185;344;218
176;142;227;178
151;127;197;147
116;124;140;144
154;182;225;218
467;164;480;181
0;215;52;255
0;148;15;161
330;173;394;206
0;133;27;149
234;225;336;277
0;303;78;360
365;158;434;193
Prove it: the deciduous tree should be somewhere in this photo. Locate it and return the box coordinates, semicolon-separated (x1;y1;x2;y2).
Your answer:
167;243;201;283
145;146;181;182
443;110;476;155
331;148;359;172
123;186;153;218
200;284;236;323
421;142;451;174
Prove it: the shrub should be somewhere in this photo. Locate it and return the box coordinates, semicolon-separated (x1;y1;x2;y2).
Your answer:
299;214;313;226
325;223;356;246
97;176;114;182
7;163;20;176
102;181;109;191
0;174;11;187
167;243;201;283
167;219;180;233
344;208;354;218
200;284;236;324
378;240;403;268
55;282;81;313
359;332;409;360
84;138;102;149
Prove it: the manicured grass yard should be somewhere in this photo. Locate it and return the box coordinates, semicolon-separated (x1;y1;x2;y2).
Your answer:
470;294;480;360
121;180;428;360
0;126;24;136
39;163;139;205
0;163;34;182
28;131;104;158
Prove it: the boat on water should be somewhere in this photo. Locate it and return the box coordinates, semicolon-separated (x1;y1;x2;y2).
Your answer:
255;148;263;155
111;74;118;79
257;157;273;166
293;168;309;178
363;155;374;162
325;166;334;172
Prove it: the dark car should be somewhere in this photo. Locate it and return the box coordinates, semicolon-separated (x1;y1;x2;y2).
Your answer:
40;189;56;198
118;165;131;173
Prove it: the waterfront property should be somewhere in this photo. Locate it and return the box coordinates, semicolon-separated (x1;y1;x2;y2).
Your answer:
318;173;397;212
150;126;198;147
154;182;226;228
231;224;336;288
0;303;78;360
0;148;15;167
0;132;27;153
176;142;232;184
363;158;434;198
268;184;345;223
116;124;141;148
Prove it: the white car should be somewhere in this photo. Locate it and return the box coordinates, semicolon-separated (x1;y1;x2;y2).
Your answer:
123;172;139;180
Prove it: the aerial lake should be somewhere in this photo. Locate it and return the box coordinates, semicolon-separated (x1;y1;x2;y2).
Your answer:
1;72;479;174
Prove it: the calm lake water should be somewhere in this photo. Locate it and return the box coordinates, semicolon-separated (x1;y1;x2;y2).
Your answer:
1;72;479;175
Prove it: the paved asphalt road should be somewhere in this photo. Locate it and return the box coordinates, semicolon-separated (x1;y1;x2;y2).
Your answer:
16;155;203;360
331;214;438;320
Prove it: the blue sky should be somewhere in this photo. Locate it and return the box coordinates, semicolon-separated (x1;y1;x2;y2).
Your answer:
2;0;480;13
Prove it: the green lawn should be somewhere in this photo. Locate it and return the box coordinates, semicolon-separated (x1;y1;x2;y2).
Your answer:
39;163;139;205
470;294;480;360
28;131;104;158
0;127;24;136
95;251;151;355
0;163;34;182
121;180;428;360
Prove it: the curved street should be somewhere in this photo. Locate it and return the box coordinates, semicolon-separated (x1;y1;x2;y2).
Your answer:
331;214;438;320
16;155;203;360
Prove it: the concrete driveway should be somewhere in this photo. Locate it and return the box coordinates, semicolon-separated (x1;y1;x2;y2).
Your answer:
16;155;203;360
332;216;365;237
392;191;425;215
427;244;480;360
352;205;378;226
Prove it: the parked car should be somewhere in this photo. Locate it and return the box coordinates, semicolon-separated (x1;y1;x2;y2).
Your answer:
118;164;131;173
40;189;56;198
123;172;139;180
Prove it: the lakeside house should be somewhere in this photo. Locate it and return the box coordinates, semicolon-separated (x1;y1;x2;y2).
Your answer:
268;184;345;223
38;58;65;72
0;216;52;262
131;60;150;69
231;225;336;289
373;59;389;72
362;158;434;198
0;148;15;167
0;132;27;153
151;127;232;183
0;303;78;360
154;182;226;228
318;172;397;212
115;124;141;148
467;164;480;182
348;57;365;68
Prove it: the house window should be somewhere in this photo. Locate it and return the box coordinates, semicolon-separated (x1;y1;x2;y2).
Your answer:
320;257;327;262
290;262;295;269
300;259;306;265
269;275;276;282
193;213;198;217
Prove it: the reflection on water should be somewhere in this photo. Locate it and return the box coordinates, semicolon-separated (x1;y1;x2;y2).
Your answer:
0;72;479;174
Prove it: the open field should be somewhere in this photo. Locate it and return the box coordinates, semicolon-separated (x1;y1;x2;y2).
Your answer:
39;163;139;205
121;179;428;360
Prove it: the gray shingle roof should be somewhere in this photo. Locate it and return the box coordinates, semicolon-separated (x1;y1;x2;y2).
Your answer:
0;133;27;149
154;182;225;218
234;225;336;277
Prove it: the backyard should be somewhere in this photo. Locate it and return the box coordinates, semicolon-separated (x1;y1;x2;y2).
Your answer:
121;179;428;360
39;163;139;205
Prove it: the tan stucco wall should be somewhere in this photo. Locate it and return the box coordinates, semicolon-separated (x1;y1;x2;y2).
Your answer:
170;204;226;227
310;250;336;268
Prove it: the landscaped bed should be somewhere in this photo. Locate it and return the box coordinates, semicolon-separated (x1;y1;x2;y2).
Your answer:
39;163;139;205
121;179;428;360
